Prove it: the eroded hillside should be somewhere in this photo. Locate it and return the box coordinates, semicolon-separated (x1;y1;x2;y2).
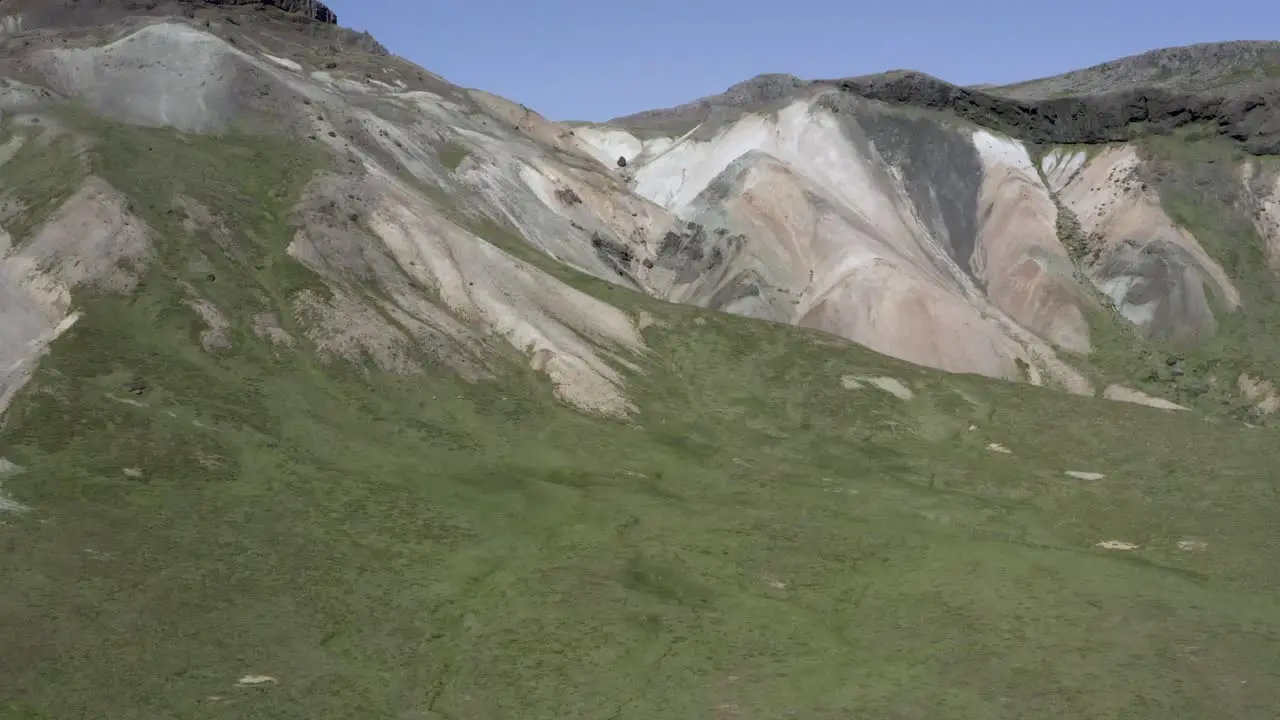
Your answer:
3;3;1278;421
592;74;1280;417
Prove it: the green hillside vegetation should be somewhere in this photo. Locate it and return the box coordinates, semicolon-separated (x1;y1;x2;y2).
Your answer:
1;116;1279;719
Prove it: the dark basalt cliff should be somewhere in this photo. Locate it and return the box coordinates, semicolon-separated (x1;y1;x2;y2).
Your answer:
830;71;1280;155
0;0;338;26
201;0;336;24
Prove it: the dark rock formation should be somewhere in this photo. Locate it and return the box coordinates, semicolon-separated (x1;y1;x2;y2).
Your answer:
0;0;341;28
852;105;983;280
590;232;637;281
201;0;337;24
829;72;1280;155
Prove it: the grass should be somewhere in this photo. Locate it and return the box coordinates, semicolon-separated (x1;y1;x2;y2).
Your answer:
0;132;85;243
994;59;1280;99
79;110;334;317
3;123;1280;719
436;140;470;172
1041;142;1108;165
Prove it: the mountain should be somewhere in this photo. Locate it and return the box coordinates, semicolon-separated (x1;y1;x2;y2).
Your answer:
1;3;1279;718
596;64;1280;413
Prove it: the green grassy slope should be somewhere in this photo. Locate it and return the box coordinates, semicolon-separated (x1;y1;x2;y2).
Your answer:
2;122;1280;719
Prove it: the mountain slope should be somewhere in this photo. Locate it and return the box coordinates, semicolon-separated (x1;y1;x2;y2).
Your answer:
2;4;1280;718
601;100;1093;388
591;65;1280;418
0;7;668;421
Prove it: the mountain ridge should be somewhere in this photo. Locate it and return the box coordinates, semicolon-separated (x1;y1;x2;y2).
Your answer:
609;52;1280;154
991;40;1280;97
0;0;341;24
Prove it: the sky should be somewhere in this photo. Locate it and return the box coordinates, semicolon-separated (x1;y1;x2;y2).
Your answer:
326;0;1280;122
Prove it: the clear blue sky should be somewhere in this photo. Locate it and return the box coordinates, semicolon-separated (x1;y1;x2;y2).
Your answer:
327;0;1278;122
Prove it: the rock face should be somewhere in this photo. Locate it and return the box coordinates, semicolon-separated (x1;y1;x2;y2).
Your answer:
203;0;337;24
838;72;1280;155
0;0;338;25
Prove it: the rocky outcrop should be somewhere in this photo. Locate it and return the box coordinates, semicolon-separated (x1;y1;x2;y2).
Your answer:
830;72;1280;155
0;0;339;28
203;0;338;24
1241;160;1280;270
